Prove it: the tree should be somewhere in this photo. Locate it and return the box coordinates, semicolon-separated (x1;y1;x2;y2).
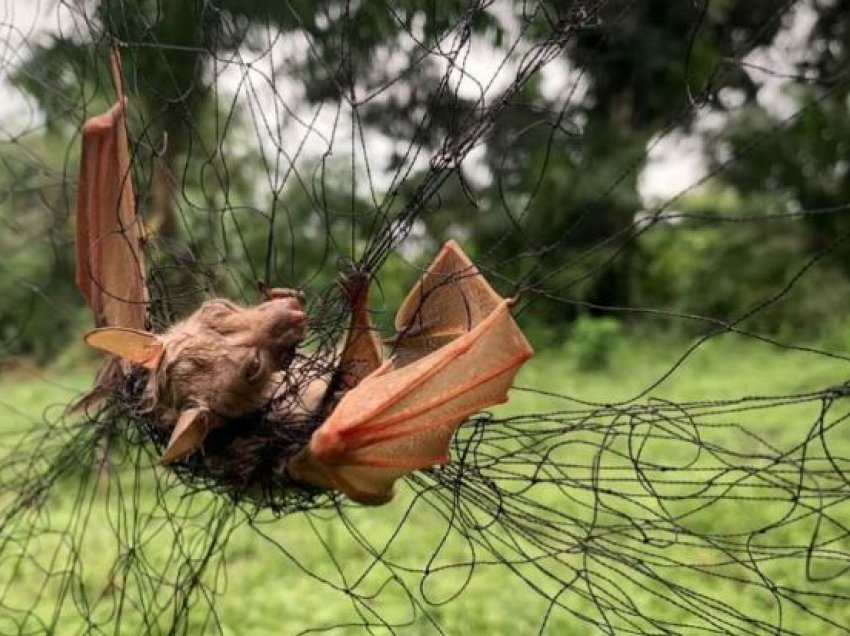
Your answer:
706;0;850;272
469;0;791;320
11;0;802;331
347;1;792;321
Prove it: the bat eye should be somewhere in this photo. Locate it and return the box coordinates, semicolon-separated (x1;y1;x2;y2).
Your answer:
244;352;265;383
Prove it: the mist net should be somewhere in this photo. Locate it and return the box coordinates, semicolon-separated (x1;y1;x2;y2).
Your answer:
2;1;850;634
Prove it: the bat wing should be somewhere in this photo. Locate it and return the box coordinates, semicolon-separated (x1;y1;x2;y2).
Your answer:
289;241;533;505
390;239;503;366
72;60;148;411
75;96;146;331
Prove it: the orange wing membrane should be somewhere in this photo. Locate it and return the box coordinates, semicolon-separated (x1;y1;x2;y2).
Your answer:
73;53;148;409
75;95;146;330
290;240;534;505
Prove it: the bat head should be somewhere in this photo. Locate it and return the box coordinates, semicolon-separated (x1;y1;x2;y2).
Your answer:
85;293;308;463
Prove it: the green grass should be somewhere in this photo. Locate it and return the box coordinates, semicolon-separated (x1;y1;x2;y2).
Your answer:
2;330;850;634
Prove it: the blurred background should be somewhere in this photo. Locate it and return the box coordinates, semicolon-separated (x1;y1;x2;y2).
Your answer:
2;0;849;365
3;1;850;633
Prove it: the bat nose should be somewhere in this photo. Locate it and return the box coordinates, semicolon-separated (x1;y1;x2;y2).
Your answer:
261;296;304;314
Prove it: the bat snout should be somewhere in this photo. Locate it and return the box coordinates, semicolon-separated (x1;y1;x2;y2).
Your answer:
262;296;303;313
254;304;309;355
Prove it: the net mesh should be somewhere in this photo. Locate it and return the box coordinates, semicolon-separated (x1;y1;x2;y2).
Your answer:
2;0;850;633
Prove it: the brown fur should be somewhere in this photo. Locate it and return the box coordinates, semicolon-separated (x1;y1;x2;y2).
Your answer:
151;296;307;418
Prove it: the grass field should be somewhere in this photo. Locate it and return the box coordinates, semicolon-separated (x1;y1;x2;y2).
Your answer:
2;330;850;634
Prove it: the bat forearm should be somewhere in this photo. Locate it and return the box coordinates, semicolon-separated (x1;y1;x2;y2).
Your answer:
337;281;382;390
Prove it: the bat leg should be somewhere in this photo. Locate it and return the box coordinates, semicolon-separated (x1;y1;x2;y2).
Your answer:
69;358;123;413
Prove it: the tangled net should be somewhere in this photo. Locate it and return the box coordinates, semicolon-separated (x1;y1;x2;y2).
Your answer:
2;0;850;633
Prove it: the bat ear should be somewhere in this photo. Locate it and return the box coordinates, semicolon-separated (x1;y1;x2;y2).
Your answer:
161;406;215;465
84;327;163;370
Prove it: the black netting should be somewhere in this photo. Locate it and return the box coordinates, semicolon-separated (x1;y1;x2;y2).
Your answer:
2;0;850;633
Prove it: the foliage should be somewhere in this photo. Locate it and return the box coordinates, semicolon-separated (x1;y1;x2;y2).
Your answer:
562;313;623;371
4;330;850;632
634;198;850;337
367;0;790;328
4;0;850;356
0;133;87;361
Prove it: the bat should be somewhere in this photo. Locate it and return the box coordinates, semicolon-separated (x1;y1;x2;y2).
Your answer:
76;58;533;505
83;240;532;504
